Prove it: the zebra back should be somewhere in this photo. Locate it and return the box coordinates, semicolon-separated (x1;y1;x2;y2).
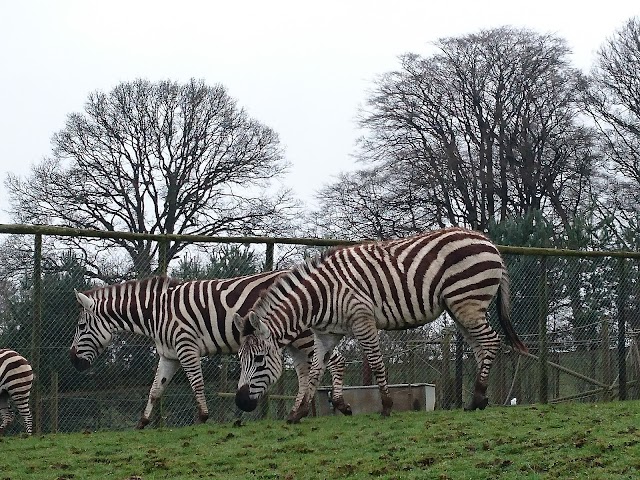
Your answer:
249;227;527;351
166;270;287;354
0;349;33;394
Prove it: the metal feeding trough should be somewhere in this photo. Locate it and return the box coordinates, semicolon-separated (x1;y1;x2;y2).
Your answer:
315;383;436;416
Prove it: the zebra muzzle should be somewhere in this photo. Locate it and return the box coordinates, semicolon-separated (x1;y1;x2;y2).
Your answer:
69;347;91;372
235;384;258;412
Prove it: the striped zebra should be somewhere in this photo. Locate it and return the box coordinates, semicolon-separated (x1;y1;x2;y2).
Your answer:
234;227;528;421
69;272;350;428
0;349;34;435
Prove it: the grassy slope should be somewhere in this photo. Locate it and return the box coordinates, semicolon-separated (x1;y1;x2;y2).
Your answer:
1;400;639;480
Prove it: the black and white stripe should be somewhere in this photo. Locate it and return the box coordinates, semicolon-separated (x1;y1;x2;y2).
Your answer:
0;349;33;435
235;227;528;419
69;272;349;428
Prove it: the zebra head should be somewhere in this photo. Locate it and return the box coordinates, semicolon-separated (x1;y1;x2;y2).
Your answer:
69;290;113;372
234;311;283;412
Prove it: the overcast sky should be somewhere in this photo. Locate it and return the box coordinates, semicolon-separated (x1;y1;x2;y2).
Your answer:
1;0;638;224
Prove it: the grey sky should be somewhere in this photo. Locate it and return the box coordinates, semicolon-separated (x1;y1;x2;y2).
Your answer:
1;0;638;224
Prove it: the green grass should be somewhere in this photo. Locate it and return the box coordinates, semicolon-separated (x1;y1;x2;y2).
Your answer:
1;401;639;480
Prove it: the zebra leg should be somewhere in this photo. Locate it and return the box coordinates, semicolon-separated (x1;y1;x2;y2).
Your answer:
137;356;180;429
0;391;14;435
10;390;32;436
286;343;350;420
286;345;311;422
326;351;351;415
290;333;344;424
451;309;501;411
352;318;393;417
177;346;209;425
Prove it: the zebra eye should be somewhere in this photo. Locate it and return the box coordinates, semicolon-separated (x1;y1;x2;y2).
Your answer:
78;321;87;332
254;354;265;364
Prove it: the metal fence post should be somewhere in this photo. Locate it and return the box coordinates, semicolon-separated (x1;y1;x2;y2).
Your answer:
441;331;453;409
617;258;628;400
158;237;169;275
538;257;548;404
264;242;274;272
455;331;463;409
30;233;43;434
156;236;170;426
601;316;612;400
261;241;275;417
50;371;59;433
263;241;286;417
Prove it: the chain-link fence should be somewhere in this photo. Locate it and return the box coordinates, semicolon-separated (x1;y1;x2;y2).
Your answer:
0;225;639;435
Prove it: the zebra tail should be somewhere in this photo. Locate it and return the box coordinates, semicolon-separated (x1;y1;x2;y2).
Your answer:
497;270;529;354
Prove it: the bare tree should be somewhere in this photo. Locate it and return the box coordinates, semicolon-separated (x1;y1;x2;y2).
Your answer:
5;78;296;278
311;164;437;240
582;17;640;334
583;17;640;249
325;27;598;239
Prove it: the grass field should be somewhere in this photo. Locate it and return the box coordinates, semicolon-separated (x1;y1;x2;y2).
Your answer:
1;400;639;480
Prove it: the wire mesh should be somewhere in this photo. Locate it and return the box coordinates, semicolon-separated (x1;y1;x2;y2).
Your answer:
0;230;638;435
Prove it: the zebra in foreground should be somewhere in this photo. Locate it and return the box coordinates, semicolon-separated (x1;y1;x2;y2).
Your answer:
0;349;34;435
69;272;351;428
235;227;529;421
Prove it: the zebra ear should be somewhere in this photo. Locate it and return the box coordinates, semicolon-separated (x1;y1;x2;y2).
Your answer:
233;313;245;334
248;311;271;339
75;290;95;311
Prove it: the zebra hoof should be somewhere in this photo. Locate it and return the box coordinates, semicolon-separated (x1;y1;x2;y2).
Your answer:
286;411;304;424
135;418;150;429
465;396;489;411
287;400;310;423
332;398;352;416
195;413;209;425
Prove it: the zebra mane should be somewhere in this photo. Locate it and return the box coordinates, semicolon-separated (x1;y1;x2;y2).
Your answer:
83;275;180;297
250;247;340;322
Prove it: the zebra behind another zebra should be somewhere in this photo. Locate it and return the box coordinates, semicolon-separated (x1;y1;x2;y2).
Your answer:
69;272;351;428
235;227;529;421
0;349;34;435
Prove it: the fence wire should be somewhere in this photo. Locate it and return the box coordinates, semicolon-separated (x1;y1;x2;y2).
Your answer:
0;228;638;435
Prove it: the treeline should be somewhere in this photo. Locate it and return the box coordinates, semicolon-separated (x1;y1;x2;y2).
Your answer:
312;20;639;251
1;20;639;281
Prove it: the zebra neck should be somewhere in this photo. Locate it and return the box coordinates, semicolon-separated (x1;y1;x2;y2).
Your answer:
265;296;318;348
253;306;310;349
98;303;153;337
93;297;160;337
90;276;173;338
258;272;322;348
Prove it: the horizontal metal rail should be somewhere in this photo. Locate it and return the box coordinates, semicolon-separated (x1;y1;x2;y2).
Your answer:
0;224;356;247
3;223;640;258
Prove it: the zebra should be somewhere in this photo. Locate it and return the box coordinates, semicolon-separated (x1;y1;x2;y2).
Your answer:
0;349;34;435
234;227;529;421
69;272;351;428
